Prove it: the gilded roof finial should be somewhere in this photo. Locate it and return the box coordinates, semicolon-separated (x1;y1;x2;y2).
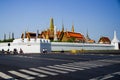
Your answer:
61;19;64;32
72;23;74;32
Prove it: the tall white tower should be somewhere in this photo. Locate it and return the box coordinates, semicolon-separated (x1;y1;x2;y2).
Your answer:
111;30;120;50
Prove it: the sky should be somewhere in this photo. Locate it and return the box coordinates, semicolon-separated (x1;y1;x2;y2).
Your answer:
0;0;120;42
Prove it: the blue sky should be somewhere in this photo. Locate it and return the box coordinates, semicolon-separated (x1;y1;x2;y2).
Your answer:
0;0;120;42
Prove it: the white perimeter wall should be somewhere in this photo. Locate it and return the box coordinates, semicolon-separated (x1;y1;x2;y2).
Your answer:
51;42;115;51
0;42;51;53
0;43;40;53
0;42;115;53
0;38;51;53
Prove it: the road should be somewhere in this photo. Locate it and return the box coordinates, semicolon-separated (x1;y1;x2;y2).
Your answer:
0;53;120;80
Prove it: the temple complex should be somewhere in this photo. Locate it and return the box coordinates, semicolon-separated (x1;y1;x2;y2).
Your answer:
21;18;96;43
0;18;120;53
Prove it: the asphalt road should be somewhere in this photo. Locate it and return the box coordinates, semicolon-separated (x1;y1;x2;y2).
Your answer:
0;53;120;80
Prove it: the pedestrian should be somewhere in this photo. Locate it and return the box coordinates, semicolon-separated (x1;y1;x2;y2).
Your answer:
2;49;4;54
19;48;23;54
13;48;18;54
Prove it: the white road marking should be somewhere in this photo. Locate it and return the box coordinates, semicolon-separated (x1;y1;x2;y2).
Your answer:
47;66;76;72
90;74;114;80
54;65;84;70
2;60;118;80
8;70;35;80
63;63;91;69
99;60;120;63
79;62;103;67
62;62;96;69
91;60;112;66
0;72;13;79
101;74;114;80
89;71;120;80
30;68;58;76
19;69;47;77
74;62;103;67
39;67;68;74
71;62;105;69
113;71;120;75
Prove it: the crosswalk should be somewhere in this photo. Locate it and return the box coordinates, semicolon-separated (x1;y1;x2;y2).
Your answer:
0;72;13;79
0;59;120;80
8;70;35;80
90;71;120;80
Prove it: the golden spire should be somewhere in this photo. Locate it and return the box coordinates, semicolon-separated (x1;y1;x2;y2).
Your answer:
49;18;54;40
72;23;74;32
86;30;90;41
49;18;54;32
62;22;64;32
61;19;64;32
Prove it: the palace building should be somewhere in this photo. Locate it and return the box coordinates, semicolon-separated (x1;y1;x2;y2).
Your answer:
40;18;88;42
21;18;95;43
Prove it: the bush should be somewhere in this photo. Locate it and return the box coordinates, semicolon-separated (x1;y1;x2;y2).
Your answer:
0;39;14;43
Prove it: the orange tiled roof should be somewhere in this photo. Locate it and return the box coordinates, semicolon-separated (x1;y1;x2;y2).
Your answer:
57;31;61;38
98;37;111;43
25;32;36;38
66;32;84;38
